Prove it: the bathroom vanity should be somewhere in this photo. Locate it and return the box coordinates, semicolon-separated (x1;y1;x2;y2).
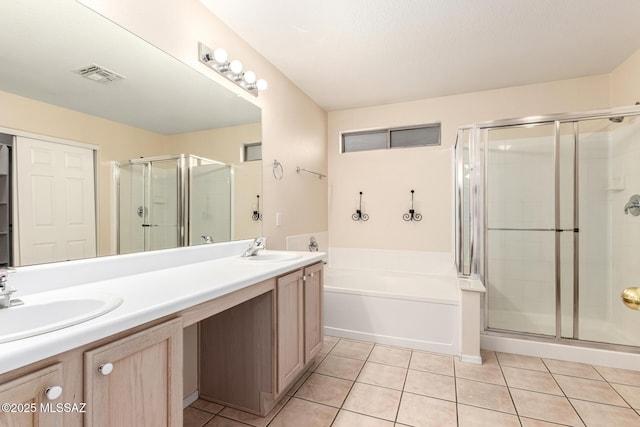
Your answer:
0;241;324;426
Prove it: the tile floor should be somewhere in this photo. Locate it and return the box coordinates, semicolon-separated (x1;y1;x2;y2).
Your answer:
184;336;640;426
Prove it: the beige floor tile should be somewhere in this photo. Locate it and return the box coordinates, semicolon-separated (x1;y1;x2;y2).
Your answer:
510;388;584;426
519;417;570;426
396;392;457;427
315;354;365;380
497;352;548;372
321;335;340;353
268;397;338;427
204;416;251;427
457;403;520;427
306;351;328;373
332;410;394;427
571;398;640;427
368;345;412;368
294;373;353;407
480;350;498;365
554;374;629;407
357;362;407;390
404;369;455;401
595;365;640;387
611;383;640;409
286;371;311;396
409;351;454;376
454;359;506;385
543;358;603;380
343;382;402;421
502;366;563;395
184;407;215;427
191;399;225;414
456;378;515;414
330;339;374;360
218;396;289;427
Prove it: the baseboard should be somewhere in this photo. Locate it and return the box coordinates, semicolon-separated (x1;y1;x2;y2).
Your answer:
324;326;457;355
459;354;482;365
183;390;199;409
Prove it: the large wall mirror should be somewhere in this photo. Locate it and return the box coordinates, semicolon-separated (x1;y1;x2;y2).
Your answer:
0;0;262;266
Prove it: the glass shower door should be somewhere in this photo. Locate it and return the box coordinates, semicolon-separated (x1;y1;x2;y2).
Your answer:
574;116;640;346
117;158;182;253
485;124;557;336
146;159;180;251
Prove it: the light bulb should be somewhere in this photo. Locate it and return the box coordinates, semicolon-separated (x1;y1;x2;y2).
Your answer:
243;71;256;84
256;79;268;91
212;48;227;64
229;59;243;74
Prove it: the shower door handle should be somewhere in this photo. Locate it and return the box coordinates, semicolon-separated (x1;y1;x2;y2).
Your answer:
141;224;159;227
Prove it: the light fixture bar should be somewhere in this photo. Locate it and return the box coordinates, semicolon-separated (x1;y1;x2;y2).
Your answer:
198;42;267;97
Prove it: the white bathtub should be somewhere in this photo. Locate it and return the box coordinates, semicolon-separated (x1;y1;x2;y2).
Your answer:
324;267;461;355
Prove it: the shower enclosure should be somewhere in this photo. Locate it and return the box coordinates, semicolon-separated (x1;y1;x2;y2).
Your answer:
115;154;231;254
456;105;640;350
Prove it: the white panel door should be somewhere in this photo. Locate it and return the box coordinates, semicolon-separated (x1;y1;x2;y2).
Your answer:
16;136;96;265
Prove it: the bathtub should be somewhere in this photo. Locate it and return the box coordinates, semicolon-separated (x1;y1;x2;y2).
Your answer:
323;267;461;355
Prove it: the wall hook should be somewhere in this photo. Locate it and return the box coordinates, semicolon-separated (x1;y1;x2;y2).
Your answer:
403;190;422;222
252;195;262;221
352;191;370;221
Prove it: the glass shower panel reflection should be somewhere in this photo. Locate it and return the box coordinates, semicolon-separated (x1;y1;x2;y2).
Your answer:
191;163;231;244
485;124;557;335
147;159;180;251
117;163;146;254
577;117;640;346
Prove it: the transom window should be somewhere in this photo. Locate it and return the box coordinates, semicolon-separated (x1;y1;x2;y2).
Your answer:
341;123;441;153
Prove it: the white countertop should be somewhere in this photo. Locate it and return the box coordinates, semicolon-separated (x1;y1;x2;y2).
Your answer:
0;244;325;375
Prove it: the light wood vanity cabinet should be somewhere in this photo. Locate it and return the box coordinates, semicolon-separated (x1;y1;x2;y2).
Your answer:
303;263;324;364
0;258;323;424
0;363;64;427
84;318;183;427
276;269;305;394
199;261;324;416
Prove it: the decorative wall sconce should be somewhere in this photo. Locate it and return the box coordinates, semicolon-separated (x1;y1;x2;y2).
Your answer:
199;42;267;97
252;195;262;221
403;190;422;222
352;192;369;221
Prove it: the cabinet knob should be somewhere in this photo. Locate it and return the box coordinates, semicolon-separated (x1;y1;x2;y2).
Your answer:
44;386;63;400
98;363;114;376
309;272;315;278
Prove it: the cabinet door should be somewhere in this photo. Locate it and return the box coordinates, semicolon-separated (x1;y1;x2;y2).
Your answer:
84;318;182;427
276;269;304;394
303;263;324;364
0;363;63;427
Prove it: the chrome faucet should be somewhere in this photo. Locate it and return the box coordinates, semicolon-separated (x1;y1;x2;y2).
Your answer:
201;235;214;244
242;237;267;257
0;268;21;309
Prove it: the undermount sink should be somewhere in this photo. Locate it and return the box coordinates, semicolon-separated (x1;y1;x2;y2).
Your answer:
0;290;123;344
241;251;301;262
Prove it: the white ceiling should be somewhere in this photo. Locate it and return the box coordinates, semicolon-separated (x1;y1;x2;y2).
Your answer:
201;0;640;111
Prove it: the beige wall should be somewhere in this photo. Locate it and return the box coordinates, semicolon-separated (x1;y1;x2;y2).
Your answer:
328;75;611;252
0;90;168;257
80;0;329;250
611;48;640;106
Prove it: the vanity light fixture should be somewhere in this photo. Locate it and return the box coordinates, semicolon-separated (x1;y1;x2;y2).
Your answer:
199;42;267;97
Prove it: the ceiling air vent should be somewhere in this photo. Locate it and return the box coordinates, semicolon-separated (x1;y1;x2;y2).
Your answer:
73;64;125;83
